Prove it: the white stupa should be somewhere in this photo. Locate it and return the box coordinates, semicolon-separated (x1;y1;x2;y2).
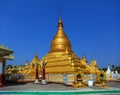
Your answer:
106;65;112;80
115;70;118;74
106;65;111;75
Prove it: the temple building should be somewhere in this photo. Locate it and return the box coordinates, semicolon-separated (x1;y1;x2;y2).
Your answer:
0;44;14;86
6;17;108;87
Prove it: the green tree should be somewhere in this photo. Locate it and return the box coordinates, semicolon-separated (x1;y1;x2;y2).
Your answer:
102;68;107;72
112;65;115;71
6;64;13;69
115;66;120;73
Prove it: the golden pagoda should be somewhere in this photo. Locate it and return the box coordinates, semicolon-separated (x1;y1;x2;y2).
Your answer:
41;17;100;84
7;17;109;87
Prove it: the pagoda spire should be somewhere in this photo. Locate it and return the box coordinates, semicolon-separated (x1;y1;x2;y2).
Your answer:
58;17;64;30
49;17;72;53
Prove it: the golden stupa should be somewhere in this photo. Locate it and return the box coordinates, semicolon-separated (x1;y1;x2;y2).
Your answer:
45;18;96;73
6;17;104;86
42;17;99;84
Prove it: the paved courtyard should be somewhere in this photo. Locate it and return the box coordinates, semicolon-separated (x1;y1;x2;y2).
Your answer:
0;82;120;94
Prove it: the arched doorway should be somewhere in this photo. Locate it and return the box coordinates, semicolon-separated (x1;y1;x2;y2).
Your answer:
100;74;104;81
77;74;82;82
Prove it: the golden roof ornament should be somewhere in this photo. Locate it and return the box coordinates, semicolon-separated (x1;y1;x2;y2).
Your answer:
0;44;12;51
25;60;29;66
34;54;38;61
82;56;87;62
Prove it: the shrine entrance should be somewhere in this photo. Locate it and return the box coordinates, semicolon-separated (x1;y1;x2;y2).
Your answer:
73;71;85;88
76;74;82;82
100;74;104;81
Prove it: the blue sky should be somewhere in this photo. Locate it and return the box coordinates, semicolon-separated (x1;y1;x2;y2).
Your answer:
0;0;120;68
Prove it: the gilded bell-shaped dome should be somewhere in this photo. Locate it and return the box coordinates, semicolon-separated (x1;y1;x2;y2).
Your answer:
49;18;72;52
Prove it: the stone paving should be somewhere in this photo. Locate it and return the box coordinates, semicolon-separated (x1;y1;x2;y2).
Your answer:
0;82;119;94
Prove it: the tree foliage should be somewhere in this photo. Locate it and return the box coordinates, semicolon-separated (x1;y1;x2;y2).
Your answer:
115;66;120;73
6;64;13;69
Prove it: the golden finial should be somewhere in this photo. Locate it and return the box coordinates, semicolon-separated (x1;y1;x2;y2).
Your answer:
26;60;29;65
82;55;87;62
34;53;38;57
26;60;28;63
58;17;64;30
34;53;38;59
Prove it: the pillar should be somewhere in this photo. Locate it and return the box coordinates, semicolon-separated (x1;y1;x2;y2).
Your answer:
42;67;45;79
0;74;3;86
0;59;3;86
3;59;6;74
34;63;39;83
41;66;46;84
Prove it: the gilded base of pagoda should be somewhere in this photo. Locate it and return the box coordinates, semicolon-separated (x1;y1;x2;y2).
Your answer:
73;81;86;88
46;74;74;85
95;81;109;88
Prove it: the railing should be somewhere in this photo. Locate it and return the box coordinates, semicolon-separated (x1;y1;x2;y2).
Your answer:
5;74;36;82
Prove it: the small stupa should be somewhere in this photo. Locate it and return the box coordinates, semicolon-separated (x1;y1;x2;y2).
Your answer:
106;65;112;80
106;65;111;75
